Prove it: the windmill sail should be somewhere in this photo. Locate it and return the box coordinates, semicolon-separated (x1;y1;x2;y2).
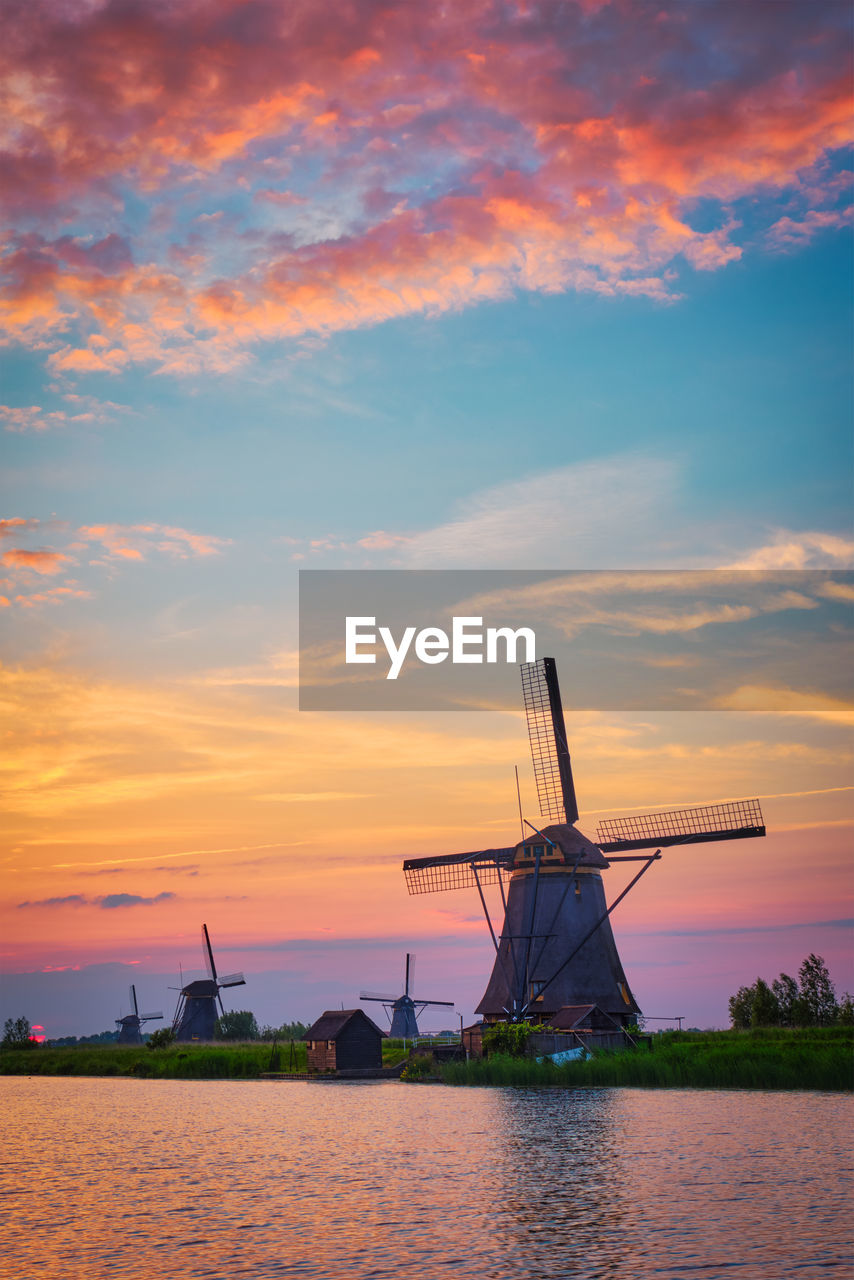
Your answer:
403;847;516;894
217;972;246;988
522;657;578;825
598;799;765;851
203;923;218;981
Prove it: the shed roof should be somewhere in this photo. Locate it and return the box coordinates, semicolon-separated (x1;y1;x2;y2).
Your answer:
546;1004;621;1030
305;1009;387;1041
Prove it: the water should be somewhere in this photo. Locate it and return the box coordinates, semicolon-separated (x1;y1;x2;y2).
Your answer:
0;1078;850;1279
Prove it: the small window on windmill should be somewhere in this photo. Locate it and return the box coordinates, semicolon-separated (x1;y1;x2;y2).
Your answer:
574;879;581;898
530;981;545;1001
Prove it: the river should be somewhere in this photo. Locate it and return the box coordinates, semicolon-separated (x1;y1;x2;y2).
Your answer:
1;1077;850;1278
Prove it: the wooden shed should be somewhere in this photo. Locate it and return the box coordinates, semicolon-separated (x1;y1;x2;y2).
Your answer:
530;1003;629;1055
304;1009;386;1073
462;1021;485;1059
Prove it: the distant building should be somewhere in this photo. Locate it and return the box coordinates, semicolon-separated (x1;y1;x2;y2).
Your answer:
304;1009;386;1072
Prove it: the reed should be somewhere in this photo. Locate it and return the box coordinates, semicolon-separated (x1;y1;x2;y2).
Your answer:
439;1028;854;1091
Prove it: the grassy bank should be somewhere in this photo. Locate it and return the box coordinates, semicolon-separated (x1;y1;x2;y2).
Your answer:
0;1040;304;1079
0;1036;408;1079
438;1027;854;1091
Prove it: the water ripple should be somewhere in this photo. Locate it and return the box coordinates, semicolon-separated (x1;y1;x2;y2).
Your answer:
0;1079;850;1279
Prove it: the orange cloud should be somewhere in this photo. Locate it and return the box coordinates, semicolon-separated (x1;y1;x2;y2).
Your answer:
1;548;70;575
0;518;40;538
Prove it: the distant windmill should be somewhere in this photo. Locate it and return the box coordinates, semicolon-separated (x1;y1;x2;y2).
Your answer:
115;984;162;1045
172;924;246;1042
403;657;766;1024
360;953;454;1037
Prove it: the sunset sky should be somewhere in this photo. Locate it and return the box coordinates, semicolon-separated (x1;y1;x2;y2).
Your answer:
1;0;851;1036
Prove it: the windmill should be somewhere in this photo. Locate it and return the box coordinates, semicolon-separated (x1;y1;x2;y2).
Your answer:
115;984;163;1045
360;952;454;1037
172;923;246;1042
403;657;765;1025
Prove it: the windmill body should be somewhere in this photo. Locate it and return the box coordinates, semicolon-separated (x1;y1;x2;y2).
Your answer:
403;658;765;1025
173;978;221;1041
476;823;639;1024
389;996;421;1038
116;984;162;1044
172;925;245;1042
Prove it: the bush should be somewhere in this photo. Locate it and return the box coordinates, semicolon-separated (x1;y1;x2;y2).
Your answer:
147;1027;176;1050
400;1055;434;1081
481;1021;547;1058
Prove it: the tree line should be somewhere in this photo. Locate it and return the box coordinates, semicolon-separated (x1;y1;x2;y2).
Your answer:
2;1012;310;1048
729;953;851;1029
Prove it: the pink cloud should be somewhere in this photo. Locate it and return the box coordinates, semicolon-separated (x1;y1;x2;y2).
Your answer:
0;394;128;432
357;530;412;550
0;1;849;372
77;522;231;560
767;205;854;248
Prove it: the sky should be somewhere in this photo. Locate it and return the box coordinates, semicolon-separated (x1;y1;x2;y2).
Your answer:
1;0;852;1037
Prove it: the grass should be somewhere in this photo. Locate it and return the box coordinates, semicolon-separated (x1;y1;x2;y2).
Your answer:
0;1039;307;1080
437;1027;854;1092
0;1036;409;1080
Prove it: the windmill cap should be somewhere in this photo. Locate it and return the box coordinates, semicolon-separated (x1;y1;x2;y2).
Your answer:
181;978;219;997
517;824;609;870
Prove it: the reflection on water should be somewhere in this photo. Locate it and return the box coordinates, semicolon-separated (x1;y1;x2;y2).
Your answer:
0;1078;850;1278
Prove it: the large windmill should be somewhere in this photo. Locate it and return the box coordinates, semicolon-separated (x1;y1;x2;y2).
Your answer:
115;984;162;1045
360;952;454;1037
403;658;765;1025
172;924;246;1042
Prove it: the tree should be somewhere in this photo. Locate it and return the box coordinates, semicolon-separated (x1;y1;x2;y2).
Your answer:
798;954;837;1026
2;1017;35;1049
214;1010;259;1041
837;993;854;1026
260;1020;309;1041
771;973;800;1027
728;985;755;1029
750;978;780;1027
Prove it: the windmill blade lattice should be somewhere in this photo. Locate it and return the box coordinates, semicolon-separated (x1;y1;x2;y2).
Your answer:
217;972;246;988
521;658;578;825
598;799;765;851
